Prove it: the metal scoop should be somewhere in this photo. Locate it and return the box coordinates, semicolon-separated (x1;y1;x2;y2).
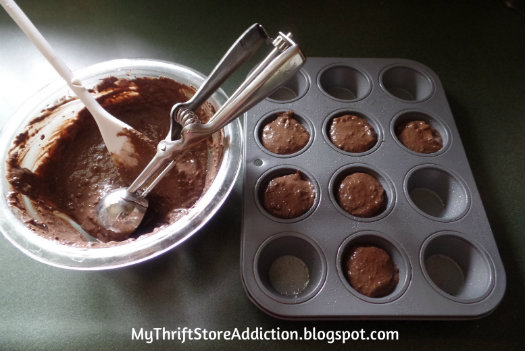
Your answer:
97;24;305;237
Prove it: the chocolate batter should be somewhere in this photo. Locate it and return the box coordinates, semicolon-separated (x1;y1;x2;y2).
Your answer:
261;111;310;154
337;172;385;217
329;114;377;153
262;171;315;219
7;76;222;244
346;246;399;298
396;120;442;153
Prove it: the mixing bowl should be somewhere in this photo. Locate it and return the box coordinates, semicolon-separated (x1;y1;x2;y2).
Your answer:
0;59;242;270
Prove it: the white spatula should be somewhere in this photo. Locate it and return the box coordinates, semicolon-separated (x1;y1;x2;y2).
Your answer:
1;0;144;168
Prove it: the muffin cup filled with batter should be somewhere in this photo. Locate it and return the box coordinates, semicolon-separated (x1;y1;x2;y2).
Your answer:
392;111;449;155
336;231;410;303
255;166;319;222
256;110;313;156
329;164;395;221
323;110;381;155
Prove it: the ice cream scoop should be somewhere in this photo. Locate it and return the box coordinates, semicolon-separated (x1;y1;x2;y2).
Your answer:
1;0;146;169
97;24;305;237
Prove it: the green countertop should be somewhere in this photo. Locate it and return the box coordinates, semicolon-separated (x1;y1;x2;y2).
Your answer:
0;1;523;350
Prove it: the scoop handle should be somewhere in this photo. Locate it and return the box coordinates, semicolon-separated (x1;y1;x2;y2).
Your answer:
185;23;268;111
169;23;267;140
180;33;305;145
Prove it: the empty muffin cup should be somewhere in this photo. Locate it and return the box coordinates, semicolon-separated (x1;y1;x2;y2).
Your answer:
392;111;449;155
267;70;309;102
337;231;410;303
255;232;326;303
318;65;372;101
421;232;494;303
323;110;381;155
255;110;313;157
255;166;319;222
380;65;434;102
405;165;470;221
329;164;395;221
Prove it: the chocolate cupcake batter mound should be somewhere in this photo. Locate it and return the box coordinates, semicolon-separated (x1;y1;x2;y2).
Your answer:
346;246;399;298
7;76;222;245
329;114;377;153
337;172;385;217
261;111;310;154
263;171;315;219
396;120;442;153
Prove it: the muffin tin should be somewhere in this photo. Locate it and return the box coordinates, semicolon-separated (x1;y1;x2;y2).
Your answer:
240;57;506;319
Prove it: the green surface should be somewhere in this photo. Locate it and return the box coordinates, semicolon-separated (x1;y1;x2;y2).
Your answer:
0;0;524;350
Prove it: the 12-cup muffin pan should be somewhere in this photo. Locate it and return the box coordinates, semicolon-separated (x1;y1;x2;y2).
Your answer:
240;57;506;319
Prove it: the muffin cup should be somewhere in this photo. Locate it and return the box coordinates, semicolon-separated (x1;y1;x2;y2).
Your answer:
266;70;310;103
254;166;319;223
254;232;327;304
254;109;314;157
404;164;470;222
322;109;382;156
317;64;372;102
329;164;396;222
336;231;411;303
391;110;450;156
380;64;434;102
420;232;495;303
